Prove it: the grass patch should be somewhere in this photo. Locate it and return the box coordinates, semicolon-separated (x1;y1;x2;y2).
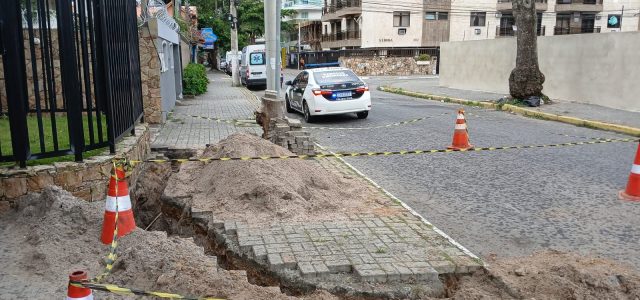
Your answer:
375;247;387;254
0;114;108;166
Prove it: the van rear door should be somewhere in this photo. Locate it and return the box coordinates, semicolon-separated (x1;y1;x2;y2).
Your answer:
247;51;266;80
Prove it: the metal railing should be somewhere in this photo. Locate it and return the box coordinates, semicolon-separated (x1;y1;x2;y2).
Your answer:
496;25;546;37
322;0;361;15
321;30;361;41
554;26;601;35
556;0;602;4
497;0;546;3
0;0;143;167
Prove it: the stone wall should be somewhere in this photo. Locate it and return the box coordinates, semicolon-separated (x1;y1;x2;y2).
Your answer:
339;56;437;77
0;124;151;211
138;27;163;124
0;30;64;111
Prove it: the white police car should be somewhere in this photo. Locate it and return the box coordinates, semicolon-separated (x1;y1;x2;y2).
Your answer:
284;68;371;122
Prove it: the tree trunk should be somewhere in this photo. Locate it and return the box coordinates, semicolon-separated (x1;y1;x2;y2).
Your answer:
509;0;545;99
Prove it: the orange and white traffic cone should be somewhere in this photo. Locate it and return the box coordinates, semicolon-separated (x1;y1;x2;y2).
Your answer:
448;109;474;150
619;143;640;201
101;165;136;244
67;271;93;300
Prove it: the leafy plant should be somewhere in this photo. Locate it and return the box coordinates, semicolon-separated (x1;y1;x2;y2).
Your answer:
183;63;208;95
416;54;431;61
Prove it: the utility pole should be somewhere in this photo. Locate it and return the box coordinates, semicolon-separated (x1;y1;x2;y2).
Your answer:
230;0;241;87
298;22;301;70
261;0;284;119
275;0;282;98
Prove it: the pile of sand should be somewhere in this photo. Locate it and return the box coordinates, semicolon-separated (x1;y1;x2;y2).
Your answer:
0;187;334;299
452;250;640;299
164;133;395;223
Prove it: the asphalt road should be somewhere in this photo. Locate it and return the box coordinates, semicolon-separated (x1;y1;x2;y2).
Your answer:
251;73;640;270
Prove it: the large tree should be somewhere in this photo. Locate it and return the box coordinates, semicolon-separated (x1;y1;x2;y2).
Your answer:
509;0;545;99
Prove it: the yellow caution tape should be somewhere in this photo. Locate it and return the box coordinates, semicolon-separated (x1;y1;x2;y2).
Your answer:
124;138;638;165
69;281;224;300
91;162;121;283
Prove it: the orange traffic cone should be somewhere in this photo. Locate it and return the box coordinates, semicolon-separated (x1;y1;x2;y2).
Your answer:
448;109;474;150
619;143;640;201
101;165;136;244
67;271;93;300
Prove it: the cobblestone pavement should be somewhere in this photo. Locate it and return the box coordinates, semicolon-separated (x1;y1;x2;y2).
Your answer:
287;75;640;270
152;72;260;149
179;155;482;293
229;214;480;283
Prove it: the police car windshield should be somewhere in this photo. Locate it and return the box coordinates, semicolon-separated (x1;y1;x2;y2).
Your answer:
314;70;360;85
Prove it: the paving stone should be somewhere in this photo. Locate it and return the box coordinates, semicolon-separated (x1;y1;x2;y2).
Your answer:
268;254;284;271
312;262;330;278
429;260;456;274
298;262;316;278
325;259;352;273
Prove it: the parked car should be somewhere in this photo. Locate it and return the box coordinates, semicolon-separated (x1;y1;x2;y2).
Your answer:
219;60;228;70
224;58;240;76
224;50;242;76
240;44;267;88
284;67;371;122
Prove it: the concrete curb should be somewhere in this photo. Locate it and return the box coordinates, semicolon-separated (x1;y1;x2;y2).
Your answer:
379;86;640;137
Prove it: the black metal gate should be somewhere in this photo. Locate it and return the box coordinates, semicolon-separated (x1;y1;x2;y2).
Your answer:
0;0;143;167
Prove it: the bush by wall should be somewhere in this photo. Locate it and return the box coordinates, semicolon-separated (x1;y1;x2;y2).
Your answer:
183;63;208;95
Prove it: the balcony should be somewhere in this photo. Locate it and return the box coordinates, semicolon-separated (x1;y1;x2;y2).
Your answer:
321;0;361;21
555;0;603;12
495;25;546;37
497;0;548;12
321;30;361;48
553;26;601;35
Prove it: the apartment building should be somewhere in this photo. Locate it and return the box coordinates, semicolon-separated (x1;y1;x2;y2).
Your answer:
320;0;640;49
320;0;452;49
449;0;640;41
282;0;324;50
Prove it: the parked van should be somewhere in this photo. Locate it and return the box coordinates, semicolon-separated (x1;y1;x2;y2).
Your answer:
224;51;242;76
240;44;267;88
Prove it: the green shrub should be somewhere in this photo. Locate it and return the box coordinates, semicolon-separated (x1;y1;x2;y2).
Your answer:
416;54;431;61
183;63;208;95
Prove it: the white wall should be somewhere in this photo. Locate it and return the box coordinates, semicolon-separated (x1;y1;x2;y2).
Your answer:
361;1;423;47
440;32;640;112
449;0;497;42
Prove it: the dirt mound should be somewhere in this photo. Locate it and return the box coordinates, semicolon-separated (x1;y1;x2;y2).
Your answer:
453;250;640;299
165;133;395;223
0;187;334;299
202;132;293;158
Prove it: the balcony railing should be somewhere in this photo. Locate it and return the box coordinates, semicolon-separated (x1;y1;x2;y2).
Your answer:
554;26;601;35
321;30;361;42
556;0;602;4
496;25;546;37
497;0;548;11
555;0;603;12
497;0;546;3
322;0;361;15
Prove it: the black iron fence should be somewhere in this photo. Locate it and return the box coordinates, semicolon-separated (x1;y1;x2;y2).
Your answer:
0;0;143;167
496;25;546;37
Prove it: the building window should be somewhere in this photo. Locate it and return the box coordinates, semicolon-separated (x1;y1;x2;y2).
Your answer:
393;11;410;27
398;28;407;35
425;11;447;21
300;12;309;19
607;14;621;28
470;12;486;27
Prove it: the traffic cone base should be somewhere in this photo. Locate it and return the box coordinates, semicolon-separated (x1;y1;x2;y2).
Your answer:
619;190;640;202
67;271;93;300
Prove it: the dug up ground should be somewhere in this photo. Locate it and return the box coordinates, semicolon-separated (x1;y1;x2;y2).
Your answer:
1;133;639;299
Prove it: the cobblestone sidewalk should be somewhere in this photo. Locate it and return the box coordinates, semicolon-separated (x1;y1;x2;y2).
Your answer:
152;72;261;149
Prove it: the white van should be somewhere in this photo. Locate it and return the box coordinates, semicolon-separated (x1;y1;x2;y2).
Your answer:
224;51;242;76
240;44;267;88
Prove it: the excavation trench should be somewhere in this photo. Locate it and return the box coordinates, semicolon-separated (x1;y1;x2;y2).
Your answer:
131;158;317;295
130;157;465;299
